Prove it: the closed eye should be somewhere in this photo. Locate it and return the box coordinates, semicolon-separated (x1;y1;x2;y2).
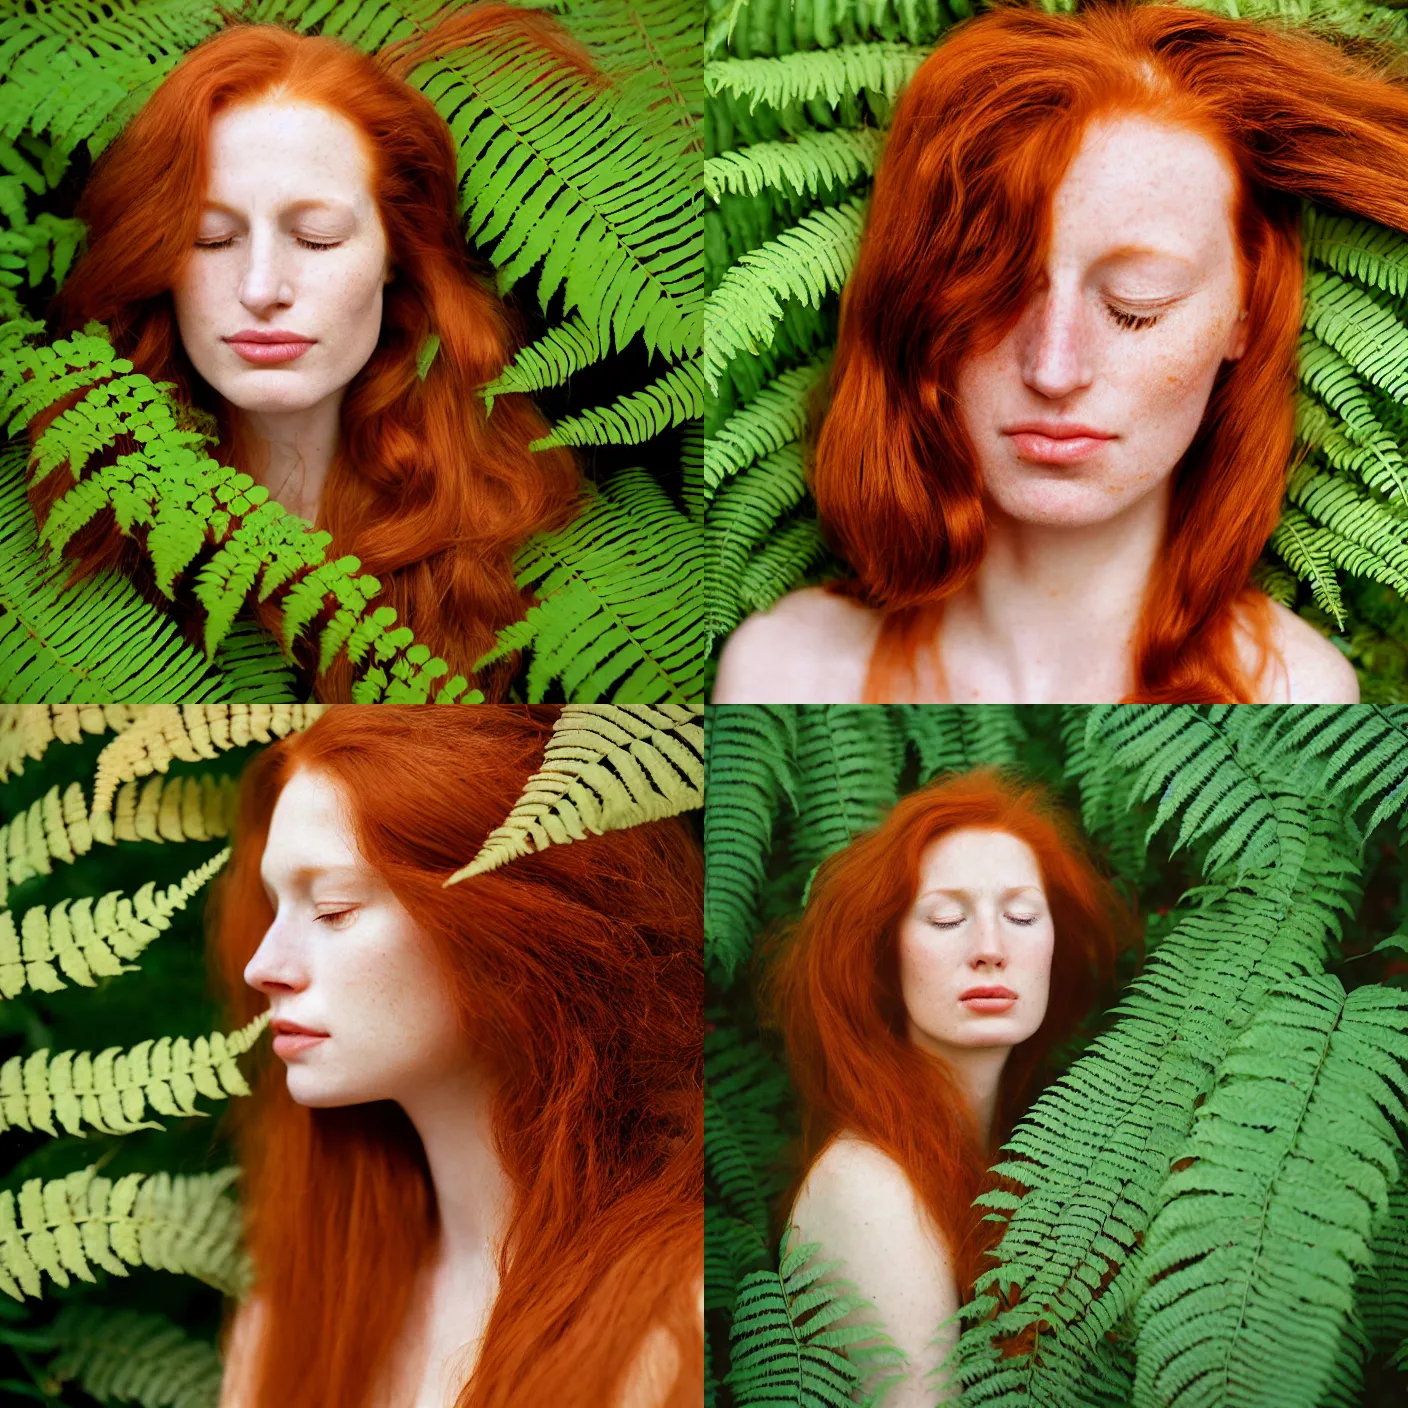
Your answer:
1006;914;1038;926
316;908;358;927
1104;302;1160;331
930;917;965;930
196;237;342;251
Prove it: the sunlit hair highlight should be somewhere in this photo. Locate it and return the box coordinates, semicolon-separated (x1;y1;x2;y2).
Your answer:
28;7;588;700
811;1;1408;702
762;768;1133;1297
207;706;702;1408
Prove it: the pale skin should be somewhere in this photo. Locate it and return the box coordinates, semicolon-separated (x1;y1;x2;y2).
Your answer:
171;99;394;524
218;770;688;1408
713;115;1360;705
789;829;1056;1407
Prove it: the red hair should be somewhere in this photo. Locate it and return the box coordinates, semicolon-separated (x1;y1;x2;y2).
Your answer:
811;1;1408;702
763;768;1132;1297
25;8;586;701
207;706;702;1408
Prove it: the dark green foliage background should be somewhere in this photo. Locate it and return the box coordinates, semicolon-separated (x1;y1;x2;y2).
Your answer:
704;704;1408;1407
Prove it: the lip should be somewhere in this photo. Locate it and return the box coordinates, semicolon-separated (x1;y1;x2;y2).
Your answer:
1003;422;1116;466
270;1018;329;1057
960;986;1017;1015
224;330;315;365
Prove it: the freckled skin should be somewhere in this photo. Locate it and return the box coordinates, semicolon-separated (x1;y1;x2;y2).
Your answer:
956;114;1248;528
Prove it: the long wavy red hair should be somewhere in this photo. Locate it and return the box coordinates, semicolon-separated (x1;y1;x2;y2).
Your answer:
763;768;1133;1297
812;1;1408;702
207;707;702;1408
24;8;586;701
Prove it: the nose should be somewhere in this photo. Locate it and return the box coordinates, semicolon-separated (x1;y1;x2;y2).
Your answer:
238;228;296;317
968;909;1009;972
243;918;309;997
1019;281;1094;401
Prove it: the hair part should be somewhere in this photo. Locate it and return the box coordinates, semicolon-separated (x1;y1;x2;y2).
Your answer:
812;1;1408;701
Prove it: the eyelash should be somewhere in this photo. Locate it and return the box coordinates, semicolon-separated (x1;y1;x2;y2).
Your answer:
1105;303;1161;331
316;908;357;927
931;914;1038;929
196;237;341;252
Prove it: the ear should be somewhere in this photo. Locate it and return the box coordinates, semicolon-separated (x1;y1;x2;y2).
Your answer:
1227;308;1249;362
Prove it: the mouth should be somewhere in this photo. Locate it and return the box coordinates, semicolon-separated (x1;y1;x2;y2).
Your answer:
1003;423;1116;466
960;986;1018;1014
224;332;315;366
271;1018;329;1057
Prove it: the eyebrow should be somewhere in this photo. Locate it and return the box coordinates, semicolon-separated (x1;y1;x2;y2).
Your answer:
201;198;357;217
259;861;366;892
920;885;1044;902
1095;244;1195;267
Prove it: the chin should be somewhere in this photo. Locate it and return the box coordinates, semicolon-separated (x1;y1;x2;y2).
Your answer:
984;473;1149;529
283;1073;361;1108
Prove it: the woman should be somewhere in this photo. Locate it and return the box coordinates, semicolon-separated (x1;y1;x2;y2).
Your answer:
24;8;583;701
764;770;1131;1403
208;707;702;1408
713;2;1408;704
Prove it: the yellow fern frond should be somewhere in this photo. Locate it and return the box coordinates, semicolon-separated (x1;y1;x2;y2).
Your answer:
0;783;95;906
91;705;327;821
0;1011;269;1141
0;706;143;785
93;774;239;849
0;849;231;998
446;704;704;884
0;1164;248;1301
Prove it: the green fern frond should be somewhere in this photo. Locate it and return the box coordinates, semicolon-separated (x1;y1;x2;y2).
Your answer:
425;28;700;361
1305;207;1408;301
704;705;798;976
481;469;704;702
891;704;1027;782
0;1163;248;1301
738;515;830;616
703;197;865;389
1297;332;1398;452
705;360;825;493
1132;976;1408;1408
532;359;704;450
481;314;606;405
704;42;928;113
1270;508;1347;625
1303;271;1408;405
1288;463;1408;589
704;127;883;201
445;704;703;882
728;1230;907;1408
0;848;229;997
46;1304;222;1408
1295;392;1408;501
0;1011;269;1140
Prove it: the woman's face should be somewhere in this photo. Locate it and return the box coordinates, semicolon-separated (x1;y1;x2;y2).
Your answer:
171;99;393;416
245;768;473;1108
954;113;1249;528
896;827;1054;1053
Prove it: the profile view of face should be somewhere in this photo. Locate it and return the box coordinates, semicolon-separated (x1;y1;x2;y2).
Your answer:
245;769;473;1108
896;827;1054;1054
170;100;393;416
955;114;1250;528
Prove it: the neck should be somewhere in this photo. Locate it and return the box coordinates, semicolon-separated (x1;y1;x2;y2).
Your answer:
398;1066;512;1277
229;392;345;525
942;481;1168;701
911;1024;1011;1152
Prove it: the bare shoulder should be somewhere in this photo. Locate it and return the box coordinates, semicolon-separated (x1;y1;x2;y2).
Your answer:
614;1273;703;1408
1237;597;1359;703
218;1294;268;1408
712;587;882;704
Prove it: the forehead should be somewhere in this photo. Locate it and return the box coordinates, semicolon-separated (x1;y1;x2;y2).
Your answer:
261;769;366;883
1048;112;1239;267
916;827;1044;888
203;99;375;211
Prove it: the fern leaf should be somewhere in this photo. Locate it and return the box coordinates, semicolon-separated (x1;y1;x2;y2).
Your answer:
1305;206;1408;300
704;197;865;389
0;1011;269;1140
1270;508;1347;626
0;780;96;906
1303;270;1408;405
0;848;228;998
0;705;140;784
481;314;605;405
46;1304;222;1408
704;127;884;201
532;359;704;450
703;42;928;113
0;1163;248;1301
890;704;1027;782
1132;976;1408;1408
705;359;825;493
445;704;703;882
